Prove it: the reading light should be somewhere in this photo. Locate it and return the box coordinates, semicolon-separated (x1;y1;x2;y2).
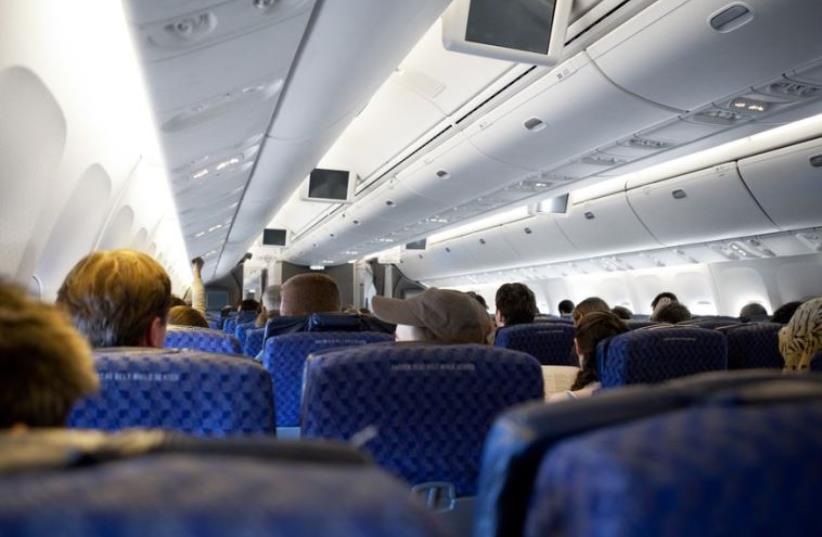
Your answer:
730;98;769;113
309;265;325;271
192;168;209;179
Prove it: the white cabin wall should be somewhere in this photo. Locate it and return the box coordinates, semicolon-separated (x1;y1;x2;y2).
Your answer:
0;1;191;300
442;253;822;317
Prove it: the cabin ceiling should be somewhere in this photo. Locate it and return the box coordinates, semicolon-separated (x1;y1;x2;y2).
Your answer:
123;0;822;283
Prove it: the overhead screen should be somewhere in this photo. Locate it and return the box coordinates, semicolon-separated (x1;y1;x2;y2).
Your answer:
302;168;354;203
442;0;572;66
262;228;287;246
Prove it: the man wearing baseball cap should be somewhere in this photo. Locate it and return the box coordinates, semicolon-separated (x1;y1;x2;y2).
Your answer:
372;288;492;344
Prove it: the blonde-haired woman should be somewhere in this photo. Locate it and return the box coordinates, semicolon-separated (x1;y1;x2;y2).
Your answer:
779;298;822;371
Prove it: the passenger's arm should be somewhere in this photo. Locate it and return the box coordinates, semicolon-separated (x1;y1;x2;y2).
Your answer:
191;257;206;315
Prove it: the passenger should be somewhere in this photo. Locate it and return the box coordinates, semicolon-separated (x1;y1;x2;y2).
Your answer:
772;301;803;324
739;302;768;322
239;298;261;314
57;249;172;348
279;273;341;316
611;305;633;320
779;297;822;371
190;257;206;315
495;283;537;328
168;305;209;329
0;281;99;428
373;288;490;344
550;311;628;402
650;292;679;321
256;284;281;327
466;291;488;311
654;302;692;324
572;297;610;326
558;299;575;318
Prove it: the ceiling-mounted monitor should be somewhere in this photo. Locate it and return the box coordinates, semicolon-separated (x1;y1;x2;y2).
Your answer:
442;0;573;67
262;228;288;246
302;168;355;203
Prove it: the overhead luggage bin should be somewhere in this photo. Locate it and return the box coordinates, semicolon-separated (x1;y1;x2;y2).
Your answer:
555;192;659;257
464;52;675;172
501;214;579;267
737;137;822;230
627;163;778;246
588;0;822;112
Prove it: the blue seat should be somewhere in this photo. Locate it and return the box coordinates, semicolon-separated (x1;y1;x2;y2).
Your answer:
597;326;727;388
524;398;822;537
264;315;309;340
0;435;446;537
473;371;822;537
812;351;822;372
165;326;242;355
69;348;275;436
243;327;265;357
263;331;393;428
495;323;577;366
223;311;256;334
302;343;543;497
625;320;657;330
680;316;740;330
722;322;783;370
235;321;257;349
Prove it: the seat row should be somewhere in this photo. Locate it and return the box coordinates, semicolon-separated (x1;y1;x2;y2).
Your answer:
12;370;822;536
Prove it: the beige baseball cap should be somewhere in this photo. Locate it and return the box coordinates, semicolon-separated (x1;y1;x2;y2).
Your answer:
372;288;489;344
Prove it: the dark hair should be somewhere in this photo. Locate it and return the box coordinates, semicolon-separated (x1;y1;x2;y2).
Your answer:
651;292;678;309
168;306;209;329
654;302;692;324
571;311;628;391
739;302;768;322
772;301;803;324
495;283;538;326
57;250;171;348
220;306;233;318
239;299;261;313
558;299;575;315
611;305;633;320
467;291;488;310
572;297;610;325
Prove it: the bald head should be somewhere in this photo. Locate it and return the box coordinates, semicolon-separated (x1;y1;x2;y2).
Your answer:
279;273;341;316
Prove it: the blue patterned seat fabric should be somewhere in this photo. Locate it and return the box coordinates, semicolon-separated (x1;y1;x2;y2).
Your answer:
495;323;577;366
679;316;741;330
812;351;822;372
302;344;544;496
597;326;727;388
473;371;822;537
223;311;256;334
264;315;309;340
223;315;238;334
235;321;257;349
69;348;275;436
244;327;266;357
165;326;242;355
625;320;657;330
0;454;447;537
722;322;784;370
525;401;822;537
263;332;393;427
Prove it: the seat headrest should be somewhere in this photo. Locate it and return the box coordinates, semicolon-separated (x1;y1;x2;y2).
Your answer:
597;326;727;387
495;323;576;366
474;370;822;537
165;326;242;355
69;348;275;436
302;344;543;496
721;322;783;370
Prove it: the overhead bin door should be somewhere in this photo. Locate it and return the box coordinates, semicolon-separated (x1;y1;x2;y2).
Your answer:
588;0;822;111
555;192;659;256
737;137;822;230
626;163;777;246
465;53;675;172
501;214;579;266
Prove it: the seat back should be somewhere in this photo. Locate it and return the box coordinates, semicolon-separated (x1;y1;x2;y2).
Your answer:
0;434;446;537
525;396;822;537
812;351;822;372
235;321;257;348
264;315;309;340
474;371;822;537
722;322;784;370
680;316;740;330
69;348;275;436
597;326;727;388
302;344;543;496
495;323;577;366
243;327;265;357
263;332;394;427
165;326;242;355
308;313;396;334
625;320;657;330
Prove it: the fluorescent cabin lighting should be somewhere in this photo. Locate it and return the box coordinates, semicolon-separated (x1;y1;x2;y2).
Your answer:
429;206;529;244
